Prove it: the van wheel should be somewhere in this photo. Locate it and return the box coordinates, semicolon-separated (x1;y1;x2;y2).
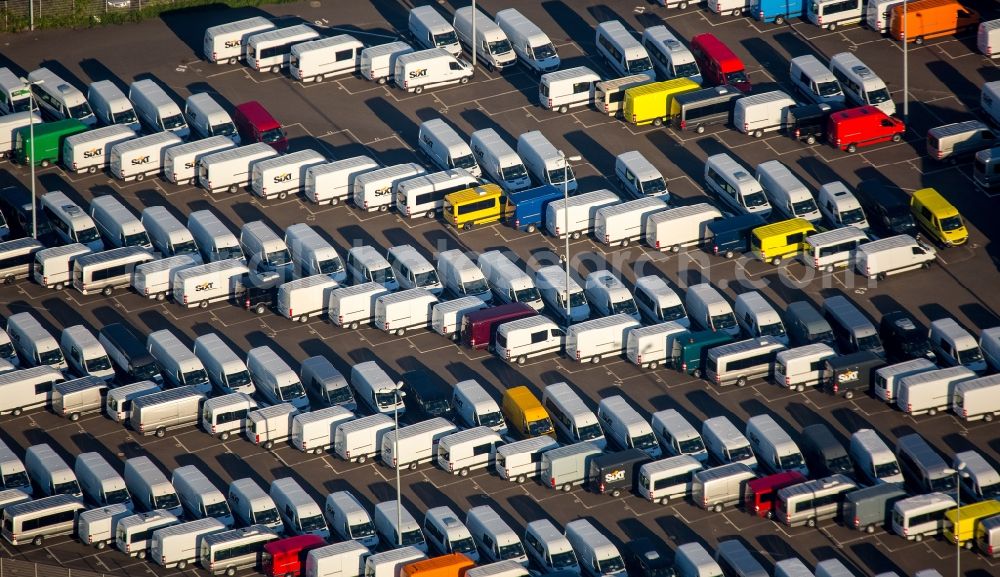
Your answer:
69;412;80;422
378;77;387;85
12;407;22;416
562;484;572;492
928;407;938;416
620;238;630;248
32;536;43;546
96;541;107;550
653;118;664;127
459;468;470;477
648;361;659;370
137;551;146;559
517;355;527;366
177;560;188;570
659;497;669;505
891;133;902;143
135;172;145;182
731;9;741;16
156;292;166;301
846;143;858;153
844;391;854;400
516;474;527;483
571;231;581;240
526;224;537;234
771;257;782;266
824;265;834;273
914;36;925;45
270;65;281;74
254;303;266;315
736;376;748;387
330;197;340;206
299;315;309;323
693;368;703;378
395;328;406;336
225;568;236;577
753;129;764;138
40;159;51;168
409;462;419;471
985;413;995;422
724;250;735;259
200;300;209;309
671;245;681;253
155;427;166;438
54;282;65;290
591;355;601;364
558;105;569;114
3;275;13;285
827;22;837;31
88;166;98;175
220;431;231;441
315;75;325;83
914;533;923;542
460;76;470;85
357;454;368;463
866;524;876;534
921;261;932;270
264;440;274;450
876;272;887;281
229;184;239;193
278;191;288;200
611;488;622;497
806;135;817;145
678;1;688;7
414;86;424;94
774;15;785;25
796;385;805;393
463;223;474;231
696;125;706;134
379;205;389;212
807;517;817;527
102;286;114;297
713;504;723;513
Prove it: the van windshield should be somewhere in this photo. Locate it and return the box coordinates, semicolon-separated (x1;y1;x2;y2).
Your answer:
501;164;528;182
533;44;557;60
266;249;291;266
741;191;768;208
401;529;425;546
76;226;101;244
375;389;400;408
628;58;653;73
514;287;541;303
86;355;112;372
105;488;131;504
0;342;13;360
547;166;575;185
205;502;231;518
350;521;375;538
577;423;604;441
957;347;984;365
69;102;93;120
371;267;395;285
568;291;588;308
940;215;964;231
611;298;638;316
679;437;705;454
499;542;526;560
828;455;852;474
227;370;252;389
451;536;477;554
760;322;786;338
328;386;354;405
452;154;477;171
414;270;440;288
40;349;65;366
423;399;451;416
527;418;553;437
729;445;753;462
183;369;209;385
598;556;625;573
261;128;285;144
840;208;865;225
981;482;1000;500
279;381;306;400
154;492;179;510
792;199;818;216
2;471;29;490
299;514;326;532
488;39;513;56
218;246;244;261
712;313;737;331
661;304;686;322
173;240;199;255
479;411;505;428
641;178;667;196
633;433;659;451
725;71;749;85
254;507;280;525
212;122;237;137
319;257;344;275
674;61;700;78
162;114;186;130
875;461;900;478
462;278;489;295
135;361;160;381
112;110;138;125
857;334;882;352
930;476;956;492
817;81;841;97
779;453;805;470
866;88;891;104
551;551;578;569
54;480;81;495
124;231;151;247
433;31;458;47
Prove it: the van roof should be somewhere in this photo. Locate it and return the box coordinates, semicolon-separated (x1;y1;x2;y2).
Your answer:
911;187;959;217
498;314;557;334
751;218;814;240
54;376;107;396
234;100;280;129
567;314;640;336
446;183;503;204
541;66;600;84
929;317;976;344
641;454;702;476
691;33;742;67
495;435;558;458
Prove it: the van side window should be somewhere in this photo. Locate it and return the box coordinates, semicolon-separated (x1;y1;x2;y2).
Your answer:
483;534;494;549
449;62;463;71
335;49;353;62
572;82;590;95
70;346;82;362
530;331;547;344
525;531;540;551
921;207;932;220
473;442;492;456
531;452;544;463
34;381;52;395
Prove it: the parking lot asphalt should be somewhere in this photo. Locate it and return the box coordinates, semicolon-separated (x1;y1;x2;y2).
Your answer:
0;1;999;576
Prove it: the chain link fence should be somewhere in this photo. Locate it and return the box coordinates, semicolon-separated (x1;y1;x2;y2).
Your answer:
0;558;118;577
0;0;292;32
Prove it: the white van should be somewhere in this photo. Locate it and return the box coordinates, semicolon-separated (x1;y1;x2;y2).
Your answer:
393;48;473;93
733;91;796;138
185;210;241;264
585;270;638;320
387;245;443;294
333;414;395;466
198;143;278;194
364;548;427;577
595;20;653;78
32;244;91;291
305;156;379;206
350;361;404;416
171;259;249;309
523;519;578;573
105;381;161;423
60;324;114;381
27;67;95;125
353;163;427;212
437;249;492;303
247;346;308;410
184;93;238;143
642;26;701;83
141;206;198;257
201;393;256;441
634;276;688;326
651;409;709;462
897;366;975;416
203;16;276;64
322;491;377;548
980;327;1000;371
396;169;479;219
807;0;863;30
245;25;320;72
685;283;739;336
123;456;181;517
276;275;338;322
539;67;601;114
928;318;987;373
850;429;903;485
25;444;80;497
545;189;620;240
789;55;844;106
495;436;560;483
132;254;202;301
422;506;478;560
52;377;106;421
437;427;503;476
374;500;427;552
245;403;297;449
565;314;640;364
452;379;506;434
164;136;235;186
0;111;40;160
290;35;364;83
734;291;787;344
495;316;564;365
874;358;937;403
541;382;605;447
39;191;103;251
829;52;894;115
62;124;136;175
147;330;210;393
674;543;724;577
128;79;188;139
817;181;869;231
774;343;837;391
6;312;66;370
470;129;530;192
854;235;936;279
374;288;438;335
594;197;667;248
240;220;292;278
269;477;328;539
360;40;414;85
477;250;543;310
453;7;516;71
702;416;756;470
328;282;390;330
866;0;905;32
109;131;182;181
172;466;233;527
979;19;1000;58
564;519;626;577
517;130;577;192
704;154;772;218
87;80;140;131
638;455;704;505
75;452;131;510
615;150;668;201
706;338;785;388
409;5;460;55
0;68;31;115
0;440;30;495
802;227;869;272
0;367;64;417
955;374;1000;422
115;509;179;558
755;161;821;223
892;493;956;541
597;395;661;458
467;505;527;565
645;203;720;253
534;265;589;323
382;417;457;470
251;149;326;201
292;406;355;454
495;8;560;74
89;195;150;250
283;223;344;280
745;415;807;476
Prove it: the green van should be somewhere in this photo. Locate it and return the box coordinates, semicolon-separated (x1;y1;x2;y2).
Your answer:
14;119;88;167
671;330;735;377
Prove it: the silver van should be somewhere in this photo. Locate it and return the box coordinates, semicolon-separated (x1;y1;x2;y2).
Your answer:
822;295;883;356
0;439;32;495
595;20;653;79
87;80;140;132
755;160;820;223
674;543;723;577
129;79;189;139
927;120;995;162
123;456;182;517
523;519;578;573
714;540;768;577
745;414;807;476
702;416;755;470
192;333;255;397
733;291;788;344
849;429;903;485
184;93;238;143
60;324;115;381
417;118;480;177
469;128;530;192
387;244;443;295
6;312;66;370
374;500;426;552
89;195;151;250
704;154;771;218
789;55;844;106
141;206;199;257
346;245;398;290
466;505;527;565
651;409;708;462
564;518;626;577
895;434;956;495
542;382;605;447
614;150;668;200
422;505;479;561
172;465;233;527
270;477;328;539
75;452;132;510
323;490;378;549
928;318;987;374
25;444;80;497
147;330;211;394
187;210;242;263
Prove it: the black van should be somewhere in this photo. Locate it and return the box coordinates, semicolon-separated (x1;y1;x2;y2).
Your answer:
400;370;454;421
821;351;885;399
587;448;650;498
878;311;935;363
625;537;676;577
785;301;836;348
799;424;853;478
856;180;917;238
786;103;833;145
97;323;160;384
705;213;766;259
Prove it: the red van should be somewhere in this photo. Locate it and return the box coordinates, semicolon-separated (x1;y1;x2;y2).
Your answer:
827;105;905;153
234;101;288;153
745;471;807;518
689;33;752;94
461;302;536;350
262;535;326;577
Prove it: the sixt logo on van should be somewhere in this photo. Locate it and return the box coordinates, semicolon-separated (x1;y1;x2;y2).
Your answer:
838;370;859;383
374;186;391;197
184;161;196;170
604;469;626;483
273;173;292;183
223;40;243;49
83;148;102;159
408;68;428;79
195;282;214;291
131;155;151;166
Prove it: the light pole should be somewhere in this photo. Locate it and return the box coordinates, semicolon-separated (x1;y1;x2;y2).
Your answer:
953;462;969;577
471;0;476;71
20;77;42;239
558;151;581;326
902;0;909;122
387;384;406;547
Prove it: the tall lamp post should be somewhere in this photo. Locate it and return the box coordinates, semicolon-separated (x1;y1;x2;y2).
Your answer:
387;385;406;546
471;0;476;70
558;152;582;325
953;462;969;577
20;77;42;239
902;0;909;122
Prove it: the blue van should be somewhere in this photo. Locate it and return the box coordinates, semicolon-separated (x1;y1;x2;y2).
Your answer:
504;185;563;233
752;0;805;24
705;213;765;259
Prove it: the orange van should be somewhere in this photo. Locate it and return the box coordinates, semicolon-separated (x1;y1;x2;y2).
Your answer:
890;0;980;44
402;553;475;577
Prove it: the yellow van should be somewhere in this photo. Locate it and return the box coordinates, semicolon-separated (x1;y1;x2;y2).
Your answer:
622;78;700;127
944;500;1000;547
443;183;503;230
750;218;816;265
501;386;555;439
910;187;968;246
